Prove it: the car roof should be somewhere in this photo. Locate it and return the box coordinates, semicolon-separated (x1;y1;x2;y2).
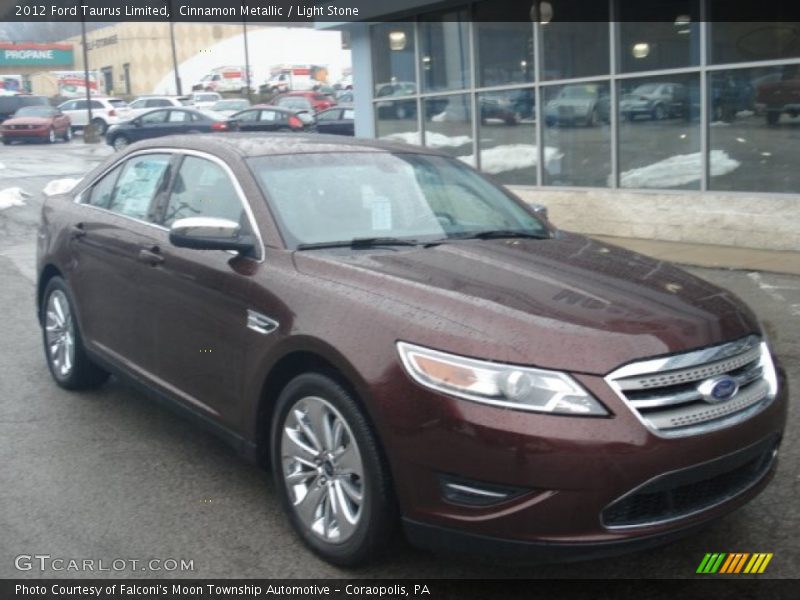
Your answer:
124;133;445;159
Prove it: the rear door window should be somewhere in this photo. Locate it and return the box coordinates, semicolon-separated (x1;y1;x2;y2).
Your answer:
108;154;171;221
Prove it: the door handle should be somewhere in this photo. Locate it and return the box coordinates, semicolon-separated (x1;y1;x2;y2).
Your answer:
138;246;164;266
71;223;86;239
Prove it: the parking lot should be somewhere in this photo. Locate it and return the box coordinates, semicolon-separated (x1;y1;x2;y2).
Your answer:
0;141;798;579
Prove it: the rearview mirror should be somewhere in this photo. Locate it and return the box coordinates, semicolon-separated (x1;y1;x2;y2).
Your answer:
169;217;255;254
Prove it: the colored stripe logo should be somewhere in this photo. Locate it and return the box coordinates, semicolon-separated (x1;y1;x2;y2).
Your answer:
696;553;773;574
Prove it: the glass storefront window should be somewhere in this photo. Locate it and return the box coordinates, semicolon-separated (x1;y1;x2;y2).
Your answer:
420;9;471;93
371;22;416;94
618;74;701;189
375;99;420;147
542;82;611;187
477;89;537;185
474;2;534;87
423;94;473;159
709;64;800;193
541;1;610;80
710;22;800;64
618;0;700;73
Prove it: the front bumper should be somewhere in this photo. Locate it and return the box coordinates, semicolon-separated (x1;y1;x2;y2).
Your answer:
2;128;48;141
376;363;788;555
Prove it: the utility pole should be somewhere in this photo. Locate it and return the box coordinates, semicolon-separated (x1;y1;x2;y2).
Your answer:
170;21;182;95
243;10;252;100
80;9;99;143
169;0;182;95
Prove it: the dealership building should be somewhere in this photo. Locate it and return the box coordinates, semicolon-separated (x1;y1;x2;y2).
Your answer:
331;0;800;251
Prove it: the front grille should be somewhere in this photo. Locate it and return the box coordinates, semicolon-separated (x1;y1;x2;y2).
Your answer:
606;335;776;436
602;436;779;528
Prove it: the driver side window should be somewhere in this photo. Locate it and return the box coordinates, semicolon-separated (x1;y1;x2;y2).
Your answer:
162;156;246;228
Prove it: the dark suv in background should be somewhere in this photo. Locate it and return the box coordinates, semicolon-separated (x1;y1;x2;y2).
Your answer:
37;134;787;566
0;94;49;122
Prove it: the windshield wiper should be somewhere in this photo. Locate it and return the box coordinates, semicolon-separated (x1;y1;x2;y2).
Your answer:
296;237;419;251
465;230;551;240
423;230;550;247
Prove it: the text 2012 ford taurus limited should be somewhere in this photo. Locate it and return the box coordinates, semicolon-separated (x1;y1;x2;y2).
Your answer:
37;134;787;566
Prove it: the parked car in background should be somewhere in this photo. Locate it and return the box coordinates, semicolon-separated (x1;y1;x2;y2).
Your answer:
545;84;610;127
210;98;251;117
191;92;223;109
37;134;787;568
105;107;232;150
620;83;689;121
756;65;800;125
58;97;131;134
273;91;335;114
228;105;314;133
313;106;354;135
2;105;71;144
0;94;49;122
127;96;193;118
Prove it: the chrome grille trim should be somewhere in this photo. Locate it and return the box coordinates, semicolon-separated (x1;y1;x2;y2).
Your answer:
616;345;761;391
605;337;778;438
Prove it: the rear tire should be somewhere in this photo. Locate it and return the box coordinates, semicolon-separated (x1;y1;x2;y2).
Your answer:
91;118;107;135
270;373;397;567
41;277;109;391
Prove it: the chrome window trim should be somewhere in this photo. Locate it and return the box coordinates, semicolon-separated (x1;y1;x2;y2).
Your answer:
604;336;776;439
74;147;266;263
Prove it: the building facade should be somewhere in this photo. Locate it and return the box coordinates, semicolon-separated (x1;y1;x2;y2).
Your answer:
336;0;800;251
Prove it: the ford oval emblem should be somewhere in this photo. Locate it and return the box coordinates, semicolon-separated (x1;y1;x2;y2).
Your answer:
697;376;739;404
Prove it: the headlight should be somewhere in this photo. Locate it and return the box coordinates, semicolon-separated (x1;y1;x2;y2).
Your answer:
397;342;608;416
760;342;778;398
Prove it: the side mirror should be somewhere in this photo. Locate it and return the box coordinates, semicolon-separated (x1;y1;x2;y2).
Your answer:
169;217;255;254
529;203;548;220
132;118;141;127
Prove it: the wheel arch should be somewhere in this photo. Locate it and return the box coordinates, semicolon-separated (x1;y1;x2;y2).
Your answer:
252;341;383;470
37;264;63;324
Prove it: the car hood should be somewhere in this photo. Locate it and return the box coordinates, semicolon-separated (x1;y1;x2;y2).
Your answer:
2;116;51;126
292;232;759;374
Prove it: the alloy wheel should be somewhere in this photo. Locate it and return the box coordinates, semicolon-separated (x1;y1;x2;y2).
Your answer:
280;395;365;543
45;290;75;379
113;136;129;151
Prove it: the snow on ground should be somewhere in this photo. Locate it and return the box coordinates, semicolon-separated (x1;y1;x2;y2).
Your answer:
380;131;472;148
616;150;740;188
43;178;81;197
153;27;351;94
0;187;30;209
458;144;564;174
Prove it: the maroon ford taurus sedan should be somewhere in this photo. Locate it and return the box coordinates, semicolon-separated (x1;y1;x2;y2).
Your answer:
36;134;787;566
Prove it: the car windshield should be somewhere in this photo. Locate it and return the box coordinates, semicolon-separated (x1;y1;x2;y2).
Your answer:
109;99;128;108
248;152;548;249
278;98;311;110
633;84;659;94
14;106;55;117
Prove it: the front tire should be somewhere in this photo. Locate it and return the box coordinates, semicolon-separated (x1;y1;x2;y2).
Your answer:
47;127;56;143
271;373;396;566
41;277;109;390
112;135;129;151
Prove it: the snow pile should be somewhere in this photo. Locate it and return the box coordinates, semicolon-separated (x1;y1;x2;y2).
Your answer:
0;187;30;210
381;131;472;148
43;178;81;197
617;150;740;188
459;144;564;174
